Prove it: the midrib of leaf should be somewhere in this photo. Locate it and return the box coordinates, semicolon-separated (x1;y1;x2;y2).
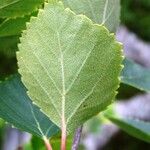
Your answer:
56;31;66;129
29;102;45;137
0;0;20;9
29;102;55;138
102;0;108;24
101;0;115;25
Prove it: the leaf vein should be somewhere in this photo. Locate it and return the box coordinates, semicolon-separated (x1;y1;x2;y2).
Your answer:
67;55;115;124
20;57;61;118
0;0;20;10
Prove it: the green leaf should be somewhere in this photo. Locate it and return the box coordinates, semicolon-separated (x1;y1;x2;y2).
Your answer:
0;12;38;37
0;35;19;57
104;107;150;143
0;75;59;138
62;0;120;32
121;58;150;92
0;0;43;18
0;36;18;80
117;83;143;99
0;17;29;37
17;1;123;132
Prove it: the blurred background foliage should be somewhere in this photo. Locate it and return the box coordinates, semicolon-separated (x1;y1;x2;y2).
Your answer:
121;0;150;41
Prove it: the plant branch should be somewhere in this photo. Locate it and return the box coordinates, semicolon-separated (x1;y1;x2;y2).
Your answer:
72;126;83;150
43;137;53;150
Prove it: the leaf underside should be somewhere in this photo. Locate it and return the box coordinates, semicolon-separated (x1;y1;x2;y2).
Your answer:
62;0;120;32
17;2;123;132
0;75;59;138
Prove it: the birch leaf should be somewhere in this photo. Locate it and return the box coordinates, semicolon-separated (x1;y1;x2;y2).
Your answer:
121;59;150;92
0;0;43;18
0;12;37;37
0;16;31;37
17;1;123;132
104;106;150;143
0;75;59;138
62;0;120;32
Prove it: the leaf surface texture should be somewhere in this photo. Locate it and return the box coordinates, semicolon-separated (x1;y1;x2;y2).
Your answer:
17;2;122;132
62;0;120;32
0;75;59;138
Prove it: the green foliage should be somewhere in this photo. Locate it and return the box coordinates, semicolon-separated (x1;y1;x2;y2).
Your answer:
0;36;19;57
0;0;120;39
0;0;44;18
0;75;59;138
31;136;46;150
117;83;143;99
0;12;38;37
121;59;150;92
0;17;30;37
50;133;73;150
121;0;150;41
0;36;18;79
104;107;150;143
17;1;123;132
62;0;120;32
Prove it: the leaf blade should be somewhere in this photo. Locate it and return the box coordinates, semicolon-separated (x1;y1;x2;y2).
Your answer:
121;59;150;92
0;12;37;37
104;108;150;143
17;1;123;132
0;0;43;18
0;75;59;138
62;0;120;32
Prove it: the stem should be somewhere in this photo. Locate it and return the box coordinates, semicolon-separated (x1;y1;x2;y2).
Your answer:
61;117;67;150
72;126;83;150
44;137;53;150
